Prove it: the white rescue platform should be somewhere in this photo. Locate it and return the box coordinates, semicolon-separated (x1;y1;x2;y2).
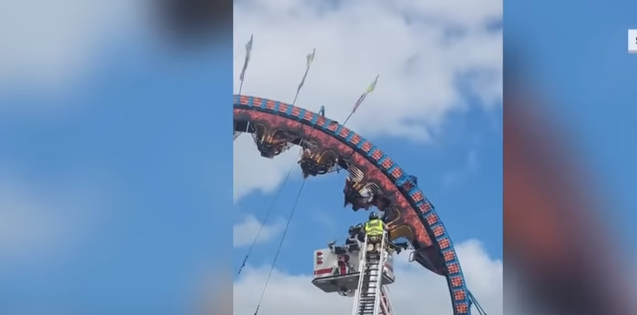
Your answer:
311;238;395;294
312;231;398;315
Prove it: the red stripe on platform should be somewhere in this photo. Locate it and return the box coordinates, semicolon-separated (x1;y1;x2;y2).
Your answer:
314;268;332;275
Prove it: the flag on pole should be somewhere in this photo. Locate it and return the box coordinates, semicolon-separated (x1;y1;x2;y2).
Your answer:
239;34;254;82
297;48;316;92
292;48;316;105
306;48;316;67
365;75;378;93
352;75;379;113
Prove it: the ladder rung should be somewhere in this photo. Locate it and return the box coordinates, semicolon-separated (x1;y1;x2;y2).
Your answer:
353;233;389;315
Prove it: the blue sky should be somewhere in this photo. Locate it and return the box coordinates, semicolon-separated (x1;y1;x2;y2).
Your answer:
0;33;233;313
506;0;637;255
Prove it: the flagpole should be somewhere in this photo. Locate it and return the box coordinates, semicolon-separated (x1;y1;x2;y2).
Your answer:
292;48;316;106
238;78;245;96
291;65;310;105
237;34;254;96
342;110;356;126
235;35;254;140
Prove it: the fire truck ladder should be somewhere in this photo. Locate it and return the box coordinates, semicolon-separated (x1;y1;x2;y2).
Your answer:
379;286;395;315
351;232;387;315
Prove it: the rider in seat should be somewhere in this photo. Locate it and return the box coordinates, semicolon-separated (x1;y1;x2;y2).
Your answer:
364;212;387;255
386;240;410;255
329;225;363;254
343;178;375;211
355;223;365;242
328;241;348;255
344;226;361;252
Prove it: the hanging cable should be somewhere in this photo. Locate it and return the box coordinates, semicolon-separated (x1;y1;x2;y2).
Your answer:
252;180;307;315
237;91;325;276
469;291;488;315
236;164;296;276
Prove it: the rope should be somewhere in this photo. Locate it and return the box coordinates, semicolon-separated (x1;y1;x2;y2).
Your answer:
236;164;296;276
252;180;307;315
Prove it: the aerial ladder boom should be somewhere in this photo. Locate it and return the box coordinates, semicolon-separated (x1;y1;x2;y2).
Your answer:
379;286;395;315
351;231;388;315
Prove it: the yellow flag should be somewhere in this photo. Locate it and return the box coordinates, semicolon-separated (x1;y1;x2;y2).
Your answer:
366;75;379;93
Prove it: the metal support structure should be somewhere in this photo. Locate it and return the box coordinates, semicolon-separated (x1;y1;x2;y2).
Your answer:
351;232;388;315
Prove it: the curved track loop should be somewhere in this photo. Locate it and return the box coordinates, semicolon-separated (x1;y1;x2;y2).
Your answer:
234;94;472;315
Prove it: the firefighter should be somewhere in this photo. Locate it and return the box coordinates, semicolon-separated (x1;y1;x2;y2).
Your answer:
364;212;387;253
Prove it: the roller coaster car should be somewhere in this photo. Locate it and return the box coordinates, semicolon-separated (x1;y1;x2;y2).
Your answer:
312;242;395;295
343;178;394;212
298;149;339;178
343;177;371;211
256;140;287;158
252;126;295;158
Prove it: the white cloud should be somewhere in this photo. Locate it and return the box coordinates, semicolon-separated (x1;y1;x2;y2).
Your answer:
233;0;502;200
234;214;285;247
233;135;302;202
234;239;502;315
443;149;479;186
0;186;70;261
0;169;104;264
0;0;146;97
